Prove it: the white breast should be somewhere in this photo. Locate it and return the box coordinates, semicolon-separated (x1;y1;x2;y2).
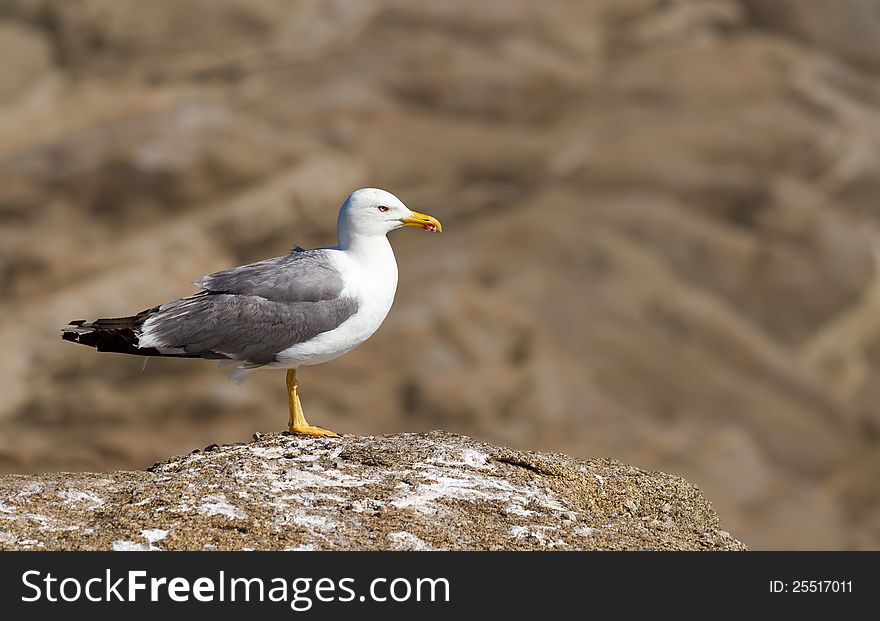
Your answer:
271;238;398;368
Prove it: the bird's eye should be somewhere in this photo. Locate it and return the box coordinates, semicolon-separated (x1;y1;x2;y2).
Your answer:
378;205;390;213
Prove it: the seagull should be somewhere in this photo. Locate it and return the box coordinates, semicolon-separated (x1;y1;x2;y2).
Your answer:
62;188;442;437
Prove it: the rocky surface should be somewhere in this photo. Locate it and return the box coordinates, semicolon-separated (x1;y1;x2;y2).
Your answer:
2;1;880;550
0;432;744;551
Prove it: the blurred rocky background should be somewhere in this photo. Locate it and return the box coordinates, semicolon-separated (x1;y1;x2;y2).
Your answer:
1;0;879;550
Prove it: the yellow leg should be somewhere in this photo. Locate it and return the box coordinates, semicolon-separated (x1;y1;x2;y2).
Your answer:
286;369;339;437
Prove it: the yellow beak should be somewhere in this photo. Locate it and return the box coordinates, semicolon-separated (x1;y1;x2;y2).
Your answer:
400;210;442;233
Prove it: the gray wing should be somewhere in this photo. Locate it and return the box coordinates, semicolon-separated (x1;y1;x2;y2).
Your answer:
141;294;357;364
139;249;358;365
194;249;345;303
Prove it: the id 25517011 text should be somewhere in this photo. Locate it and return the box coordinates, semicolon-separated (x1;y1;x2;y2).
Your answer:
770;580;852;594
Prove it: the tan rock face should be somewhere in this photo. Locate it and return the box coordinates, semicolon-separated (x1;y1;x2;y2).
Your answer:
1;1;880;550
0;432;744;551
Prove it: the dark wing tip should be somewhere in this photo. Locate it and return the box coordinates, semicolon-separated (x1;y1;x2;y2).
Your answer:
61;323;88;342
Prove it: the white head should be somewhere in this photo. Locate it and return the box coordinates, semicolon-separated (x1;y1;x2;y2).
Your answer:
337;188;442;248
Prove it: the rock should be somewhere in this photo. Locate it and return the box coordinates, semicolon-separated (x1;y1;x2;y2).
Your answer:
0;432;745;551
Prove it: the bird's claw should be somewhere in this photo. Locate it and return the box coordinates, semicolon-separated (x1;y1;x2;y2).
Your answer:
288;425;340;438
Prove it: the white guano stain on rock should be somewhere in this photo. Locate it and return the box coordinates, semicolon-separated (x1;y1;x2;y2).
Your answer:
57;490;104;506
296;491;348;504
199;494;247;520
505;504;536;517
17;483;44;497
112;540;150;551
17;539;43;548
275;467;380;489
575;526;596;537
391;468;567;517
290;514;338;532
509;525;557;539
427;448;492;469
388;531;432;551
2;508;81;535
142;528;169;545
113;529;169;551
